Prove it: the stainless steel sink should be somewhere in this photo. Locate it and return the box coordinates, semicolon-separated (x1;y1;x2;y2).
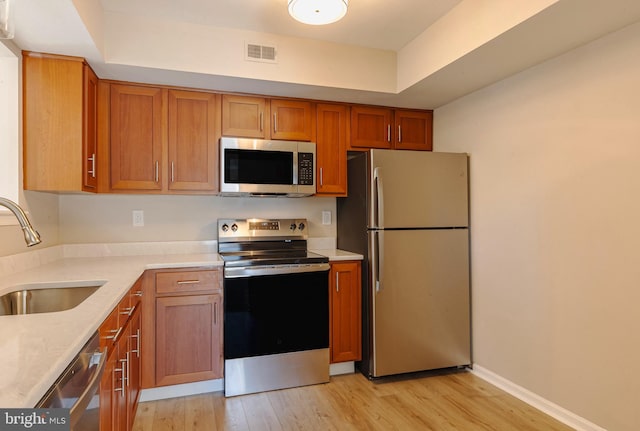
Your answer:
0;281;105;316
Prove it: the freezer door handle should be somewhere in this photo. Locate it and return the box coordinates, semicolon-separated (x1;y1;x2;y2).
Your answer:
373;167;384;228
372;231;384;292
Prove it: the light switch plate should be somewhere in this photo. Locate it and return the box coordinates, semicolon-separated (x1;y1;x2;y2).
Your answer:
133;210;144;227
322;211;331;225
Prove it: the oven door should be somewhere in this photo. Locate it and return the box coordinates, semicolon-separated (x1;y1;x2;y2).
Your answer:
223;263;330;396
224;264;329;359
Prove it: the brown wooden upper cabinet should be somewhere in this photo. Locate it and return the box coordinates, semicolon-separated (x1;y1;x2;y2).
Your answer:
221;94;314;141
350;106;433;151
394;109;433;151
168;90;220;192
107;84;220;193
23;52;99;192
315;104;348;196
109;84;165;191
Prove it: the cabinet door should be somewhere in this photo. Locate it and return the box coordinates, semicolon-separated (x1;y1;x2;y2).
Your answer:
127;308;141;430
394;110;433;151
110;84;164;191
350;106;393;149
114;332;129;431
83;64;98;191
168;90;220;192
221;94;269;138
271;99;314;141
330;261;362;363
23;53;86;191
155;293;222;386
99;350;116;431
316;104;347;195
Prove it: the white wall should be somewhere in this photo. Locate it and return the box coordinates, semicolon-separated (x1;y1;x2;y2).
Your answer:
0;41;59;257
435;21;640;431
58;194;336;244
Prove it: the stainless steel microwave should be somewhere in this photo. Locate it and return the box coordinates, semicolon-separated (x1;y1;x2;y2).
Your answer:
219;137;316;197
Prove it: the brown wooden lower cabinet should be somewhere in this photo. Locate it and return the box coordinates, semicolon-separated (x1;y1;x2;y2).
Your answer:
96;261;358;428
330;261;362;363
99;279;143;431
141;267;224;389
155;293;223;386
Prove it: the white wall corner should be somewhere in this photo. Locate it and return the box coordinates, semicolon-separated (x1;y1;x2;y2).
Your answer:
471;365;608;431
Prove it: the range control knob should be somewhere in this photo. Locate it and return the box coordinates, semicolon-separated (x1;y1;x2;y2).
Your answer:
231;223;238;232
298;222;305;231
221;224;229;232
290;223;297;231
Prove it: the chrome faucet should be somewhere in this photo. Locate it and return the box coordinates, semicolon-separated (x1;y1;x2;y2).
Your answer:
0;197;41;246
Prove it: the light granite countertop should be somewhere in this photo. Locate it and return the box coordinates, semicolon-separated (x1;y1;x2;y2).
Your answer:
0;246;361;408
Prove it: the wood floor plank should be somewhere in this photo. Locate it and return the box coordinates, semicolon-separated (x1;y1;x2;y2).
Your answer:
213;394;250;431
132;371;574;431
184;394;218;431
241;392;283;431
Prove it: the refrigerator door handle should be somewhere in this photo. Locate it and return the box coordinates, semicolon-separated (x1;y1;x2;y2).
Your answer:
373;167;384;228
373;231;384;292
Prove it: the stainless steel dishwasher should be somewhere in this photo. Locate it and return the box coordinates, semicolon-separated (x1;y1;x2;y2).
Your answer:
37;331;106;430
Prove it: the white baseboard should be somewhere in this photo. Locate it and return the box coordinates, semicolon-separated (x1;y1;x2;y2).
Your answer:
139;379;224;402
139;362;356;402
330;361;355;375
471;365;607;431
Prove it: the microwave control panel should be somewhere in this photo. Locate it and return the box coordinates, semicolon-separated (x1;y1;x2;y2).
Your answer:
298;153;314;185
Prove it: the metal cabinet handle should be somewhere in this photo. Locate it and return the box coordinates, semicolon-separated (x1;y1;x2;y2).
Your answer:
88;153;96;178
103;328;121;341
387;124;391;142
120;307;134;316
335;272;340;292
171;162;175;183
214;302;218;325
131;329;141;358
154;161;159;183
398;125;402;143
177;280;200;285
320;167;324;186
133;291;143;297
114;358;127;393
126;352;130;387
259;112;263;131
273;113;277;133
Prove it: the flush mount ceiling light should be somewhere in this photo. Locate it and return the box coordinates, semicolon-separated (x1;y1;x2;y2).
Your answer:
288;0;348;25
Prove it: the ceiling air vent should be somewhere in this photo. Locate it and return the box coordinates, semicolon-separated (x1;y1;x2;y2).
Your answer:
245;42;277;63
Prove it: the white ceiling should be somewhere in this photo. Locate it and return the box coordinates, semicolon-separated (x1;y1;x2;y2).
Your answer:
10;0;640;109
100;0;463;51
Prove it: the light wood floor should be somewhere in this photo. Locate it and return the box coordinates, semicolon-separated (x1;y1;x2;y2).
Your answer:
132;370;574;430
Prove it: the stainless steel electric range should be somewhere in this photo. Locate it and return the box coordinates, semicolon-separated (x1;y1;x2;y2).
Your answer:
218;218;330;397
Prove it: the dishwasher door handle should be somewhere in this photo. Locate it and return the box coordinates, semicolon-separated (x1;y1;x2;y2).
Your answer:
69;348;107;429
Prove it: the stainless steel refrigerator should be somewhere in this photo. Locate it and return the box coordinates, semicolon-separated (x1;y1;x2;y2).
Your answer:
337;149;471;378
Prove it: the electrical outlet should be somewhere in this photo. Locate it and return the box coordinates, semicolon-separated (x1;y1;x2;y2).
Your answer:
322;210;331;225
132;210;144;227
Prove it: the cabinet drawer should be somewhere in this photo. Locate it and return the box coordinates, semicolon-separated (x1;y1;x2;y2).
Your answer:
156;270;221;294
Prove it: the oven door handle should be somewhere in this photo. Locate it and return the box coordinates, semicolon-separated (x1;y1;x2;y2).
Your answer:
224;263;330;278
